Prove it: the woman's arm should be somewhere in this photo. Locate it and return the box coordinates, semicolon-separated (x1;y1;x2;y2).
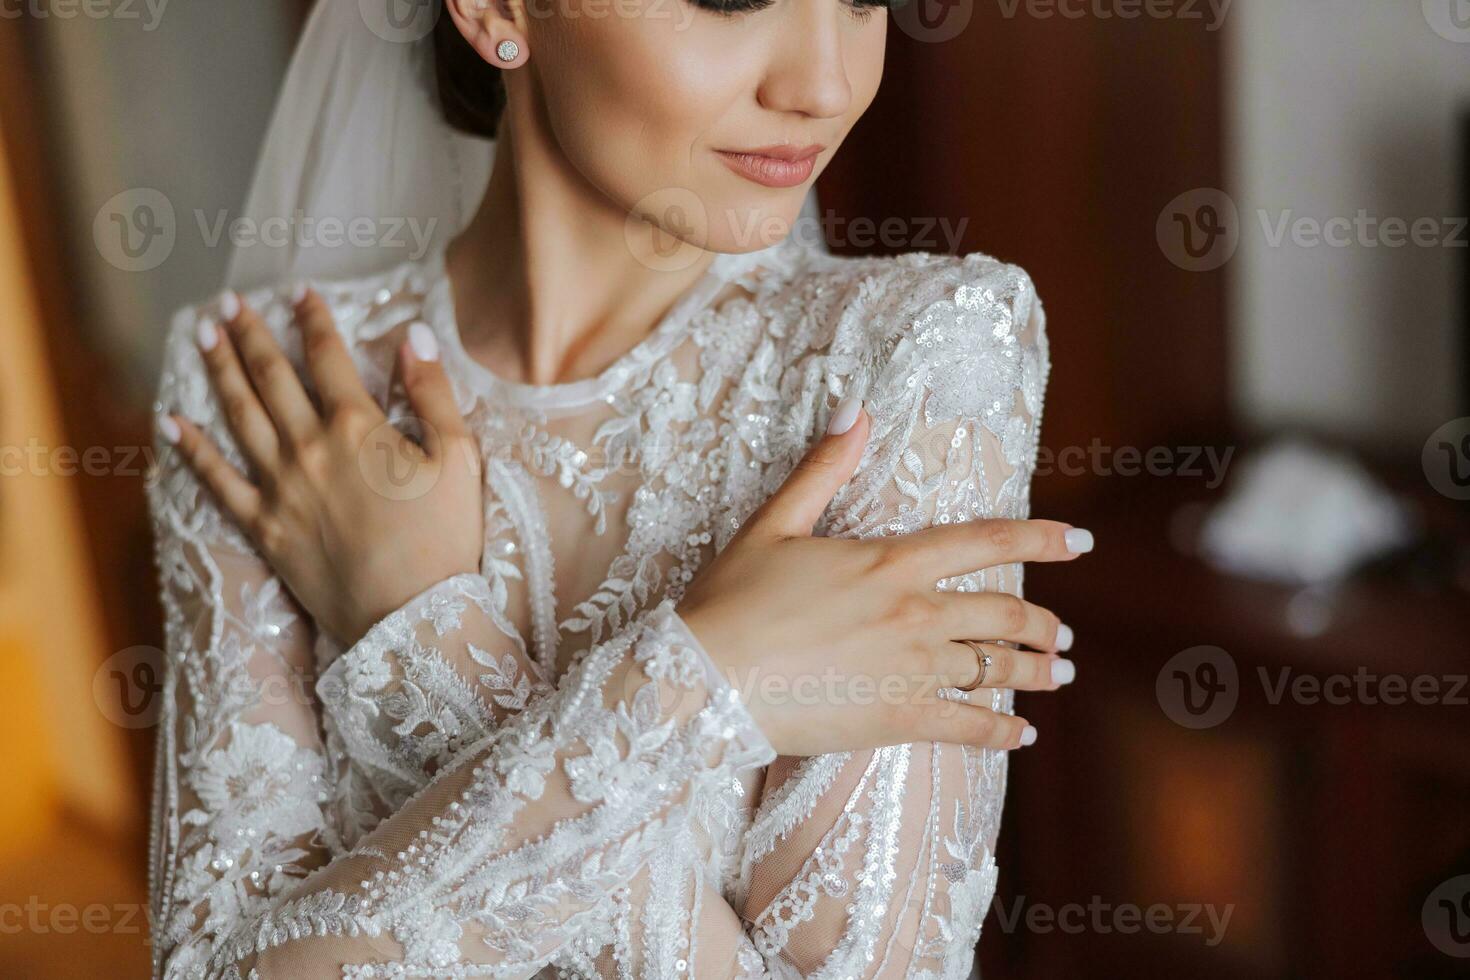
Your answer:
147;304;341;978
157;280;1073;977
218;592;771;978
740;259;1059;979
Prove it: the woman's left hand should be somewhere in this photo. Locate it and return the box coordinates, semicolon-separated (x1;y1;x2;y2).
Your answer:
161;289;484;646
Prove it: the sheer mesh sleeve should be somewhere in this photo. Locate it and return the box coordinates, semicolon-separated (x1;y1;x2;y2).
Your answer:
148;304;342;978
183;581;772;978
316;575;774;978
739;260;1049;979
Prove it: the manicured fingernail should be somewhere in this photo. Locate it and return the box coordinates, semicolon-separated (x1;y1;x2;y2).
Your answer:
408;321;440;362
1065;528;1095;554
158;414;181;445
290;281;310;305
1056;623;1074;652
827;396;862;436
196;318;219;352
219;290;241;322
1051;659;1076;686
1019;725;1038;747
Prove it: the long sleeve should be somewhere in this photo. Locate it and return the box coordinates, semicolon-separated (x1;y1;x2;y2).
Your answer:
147;306;342;978
197;582;772;978
739;258;1049;979
281;573;776;979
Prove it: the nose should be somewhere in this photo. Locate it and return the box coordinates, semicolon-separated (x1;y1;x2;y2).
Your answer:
756;1;854;120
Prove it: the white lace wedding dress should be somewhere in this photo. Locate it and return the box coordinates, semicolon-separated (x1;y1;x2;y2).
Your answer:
146;237;1049;979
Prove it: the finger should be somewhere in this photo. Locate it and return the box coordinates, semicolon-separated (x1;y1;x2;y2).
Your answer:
902;518;1093;580
940;592;1067;653
295;286;378;419
223;291;321;448
196;311;280;471
398;322;469;458
943;641;1075;692
921;703;1036;750
747;396;868;537
161;414;262;529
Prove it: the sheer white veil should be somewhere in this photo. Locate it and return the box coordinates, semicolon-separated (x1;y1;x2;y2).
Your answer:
225;0;825;293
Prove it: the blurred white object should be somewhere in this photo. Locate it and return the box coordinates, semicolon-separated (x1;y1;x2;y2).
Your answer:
1199;439;1413;586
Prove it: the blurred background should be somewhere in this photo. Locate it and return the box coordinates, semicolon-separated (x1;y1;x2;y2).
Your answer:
1;1;1467;977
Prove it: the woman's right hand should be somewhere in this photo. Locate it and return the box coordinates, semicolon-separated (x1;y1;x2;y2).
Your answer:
677;398;1092;758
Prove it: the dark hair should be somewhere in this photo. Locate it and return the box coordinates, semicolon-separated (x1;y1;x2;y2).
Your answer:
433;9;506;138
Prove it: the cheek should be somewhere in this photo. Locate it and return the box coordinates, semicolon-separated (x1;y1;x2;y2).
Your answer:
530;7;754;208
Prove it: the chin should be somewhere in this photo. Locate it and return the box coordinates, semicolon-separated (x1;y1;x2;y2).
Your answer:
697;195;812;255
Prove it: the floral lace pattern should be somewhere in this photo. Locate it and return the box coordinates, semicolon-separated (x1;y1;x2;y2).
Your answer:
147;237;1049;978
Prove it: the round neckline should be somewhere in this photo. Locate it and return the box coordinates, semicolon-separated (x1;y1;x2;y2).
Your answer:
422;249;729;412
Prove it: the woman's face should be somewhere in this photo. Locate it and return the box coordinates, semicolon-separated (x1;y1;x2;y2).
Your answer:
499;0;887;256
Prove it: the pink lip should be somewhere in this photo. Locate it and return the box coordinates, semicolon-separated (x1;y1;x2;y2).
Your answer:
715;145;825;189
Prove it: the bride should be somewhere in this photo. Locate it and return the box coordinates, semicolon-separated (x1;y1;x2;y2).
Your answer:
145;1;1089;976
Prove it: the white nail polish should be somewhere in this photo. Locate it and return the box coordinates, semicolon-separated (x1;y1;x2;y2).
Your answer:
1051;659;1076;686
1064;528;1095;554
1056;623;1074;652
827;396;862;436
1019;725;1038;747
196;318;219;352
408;321;440;362
158;414;181;445
219;290;241;322
290;281;310;305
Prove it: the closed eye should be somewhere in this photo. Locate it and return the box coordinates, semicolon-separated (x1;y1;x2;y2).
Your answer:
689;0;901;16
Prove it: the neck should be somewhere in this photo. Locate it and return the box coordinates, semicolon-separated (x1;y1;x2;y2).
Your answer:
445;121;716;387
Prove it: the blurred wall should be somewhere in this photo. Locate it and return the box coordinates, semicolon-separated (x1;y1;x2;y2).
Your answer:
1227;0;1470;447
37;3;295;399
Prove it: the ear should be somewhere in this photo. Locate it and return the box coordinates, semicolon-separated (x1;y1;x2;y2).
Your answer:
444;0;528;68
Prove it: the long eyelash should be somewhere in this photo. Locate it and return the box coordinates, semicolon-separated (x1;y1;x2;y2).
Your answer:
689;0;900;15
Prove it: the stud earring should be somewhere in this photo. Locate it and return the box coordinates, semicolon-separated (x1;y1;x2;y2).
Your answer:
495;39;520;64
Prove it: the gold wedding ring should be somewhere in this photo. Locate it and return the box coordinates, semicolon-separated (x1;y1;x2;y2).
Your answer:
958;640;993;693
